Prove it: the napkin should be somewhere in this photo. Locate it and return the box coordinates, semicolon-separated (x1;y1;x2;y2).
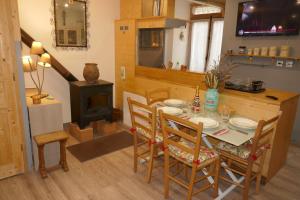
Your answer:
213;129;229;136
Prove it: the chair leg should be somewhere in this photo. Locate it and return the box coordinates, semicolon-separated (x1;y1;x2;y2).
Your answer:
187;165;197;200
255;172;262;194
256;153;267;194
146;144;155;183
184;164;189;180
133;133;138;173
243;167;252;200
213;158;220;198
164;151;170;199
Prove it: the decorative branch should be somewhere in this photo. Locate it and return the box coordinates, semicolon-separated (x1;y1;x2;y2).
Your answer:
205;55;239;89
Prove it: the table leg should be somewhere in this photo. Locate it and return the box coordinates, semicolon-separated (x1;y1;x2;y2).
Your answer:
202;135;243;200
37;144;47;178
59;139;69;172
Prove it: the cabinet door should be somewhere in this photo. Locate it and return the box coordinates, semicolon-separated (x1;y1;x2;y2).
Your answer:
0;0;25;179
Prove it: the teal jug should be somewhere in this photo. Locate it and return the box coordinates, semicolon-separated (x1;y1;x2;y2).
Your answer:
205;89;219;111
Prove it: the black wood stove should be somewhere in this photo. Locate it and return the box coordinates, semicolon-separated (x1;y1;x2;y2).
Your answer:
70;80;113;129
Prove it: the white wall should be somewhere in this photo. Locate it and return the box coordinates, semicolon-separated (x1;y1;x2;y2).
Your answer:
18;0;120;123
171;0;191;68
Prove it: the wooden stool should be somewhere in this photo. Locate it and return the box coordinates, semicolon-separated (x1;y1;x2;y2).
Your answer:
33;131;69;178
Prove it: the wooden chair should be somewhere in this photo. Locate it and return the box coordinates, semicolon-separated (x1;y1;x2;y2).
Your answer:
146;88;170;106
159;111;220;200
216;113;281;200
127;97;163;183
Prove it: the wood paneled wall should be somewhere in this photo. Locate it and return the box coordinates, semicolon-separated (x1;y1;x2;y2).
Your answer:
0;0;25;179
120;0;142;19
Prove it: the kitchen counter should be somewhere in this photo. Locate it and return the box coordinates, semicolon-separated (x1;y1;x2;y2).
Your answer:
222;88;299;105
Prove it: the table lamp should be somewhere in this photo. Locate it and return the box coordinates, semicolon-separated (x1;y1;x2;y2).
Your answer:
22;41;51;104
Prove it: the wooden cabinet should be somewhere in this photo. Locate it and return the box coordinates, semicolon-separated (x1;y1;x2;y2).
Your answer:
120;0;142;19
0;0;25;179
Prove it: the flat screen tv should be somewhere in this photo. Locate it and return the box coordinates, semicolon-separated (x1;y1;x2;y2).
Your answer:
236;0;300;37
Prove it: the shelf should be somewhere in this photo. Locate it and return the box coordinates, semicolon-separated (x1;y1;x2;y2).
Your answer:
226;53;300;61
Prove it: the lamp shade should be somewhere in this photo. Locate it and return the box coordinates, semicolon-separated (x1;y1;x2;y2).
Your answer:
30;41;44;55
22;56;37;72
40;53;51;63
38;62;52;68
38;53;51;68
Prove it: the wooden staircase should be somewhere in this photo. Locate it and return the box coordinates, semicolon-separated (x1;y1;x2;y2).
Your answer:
21;28;78;82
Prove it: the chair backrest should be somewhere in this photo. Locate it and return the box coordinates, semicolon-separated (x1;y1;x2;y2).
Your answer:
127;97;157;140
146;88;170;105
250;111;282;159
159;110;203;163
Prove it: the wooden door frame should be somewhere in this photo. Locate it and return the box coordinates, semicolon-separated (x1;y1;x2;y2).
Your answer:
0;0;27;179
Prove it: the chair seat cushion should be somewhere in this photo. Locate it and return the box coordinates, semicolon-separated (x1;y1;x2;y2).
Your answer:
216;142;251;159
216;141;271;160
136;127;163;143
168;139;218;164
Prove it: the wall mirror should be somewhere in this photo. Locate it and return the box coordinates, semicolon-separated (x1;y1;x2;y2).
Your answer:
54;0;87;47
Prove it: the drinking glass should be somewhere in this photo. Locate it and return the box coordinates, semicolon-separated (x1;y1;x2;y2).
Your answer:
221;105;231;123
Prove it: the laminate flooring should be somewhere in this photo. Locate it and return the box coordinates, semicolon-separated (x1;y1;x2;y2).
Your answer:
0;122;299;200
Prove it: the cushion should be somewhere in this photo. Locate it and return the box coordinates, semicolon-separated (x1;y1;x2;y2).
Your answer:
136;127;163;143
216;142;251;159
168;139;218;165
217;141;271;160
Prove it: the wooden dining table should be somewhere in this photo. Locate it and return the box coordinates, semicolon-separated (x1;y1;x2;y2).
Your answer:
155;102;258;200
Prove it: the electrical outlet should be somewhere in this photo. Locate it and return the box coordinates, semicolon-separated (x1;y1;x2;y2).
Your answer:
276;60;284;67
120;66;126;80
286;61;294;68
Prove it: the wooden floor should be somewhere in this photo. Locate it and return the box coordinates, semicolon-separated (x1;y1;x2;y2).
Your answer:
0;122;299;200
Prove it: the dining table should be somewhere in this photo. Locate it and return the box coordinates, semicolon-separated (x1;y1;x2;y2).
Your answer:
156;100;258;200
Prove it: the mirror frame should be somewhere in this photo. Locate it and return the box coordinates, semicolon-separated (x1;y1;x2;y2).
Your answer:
52;0;89;49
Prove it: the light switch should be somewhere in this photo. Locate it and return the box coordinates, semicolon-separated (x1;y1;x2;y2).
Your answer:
121;66;126;80
276;60;284;67
286;61;294;68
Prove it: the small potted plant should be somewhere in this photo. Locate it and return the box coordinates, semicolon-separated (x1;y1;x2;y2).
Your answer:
204;57;237;111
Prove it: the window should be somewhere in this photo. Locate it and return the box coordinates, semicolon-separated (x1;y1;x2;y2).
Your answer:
192;5;222;15
189;5;224;73
189;20;209;72
207;19;224;70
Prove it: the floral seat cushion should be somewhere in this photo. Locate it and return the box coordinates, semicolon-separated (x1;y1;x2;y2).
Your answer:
168;139;218;165
216;142;251;159
136;127;163;143
216;141;270;160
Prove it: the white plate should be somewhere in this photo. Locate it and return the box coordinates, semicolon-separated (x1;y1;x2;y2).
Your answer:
158;106;183;116
189;117;219;129
163;99;185;107
229;117;258;130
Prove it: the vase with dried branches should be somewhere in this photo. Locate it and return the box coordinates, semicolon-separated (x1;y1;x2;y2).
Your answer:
22;41;52;104
204;56;238;111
